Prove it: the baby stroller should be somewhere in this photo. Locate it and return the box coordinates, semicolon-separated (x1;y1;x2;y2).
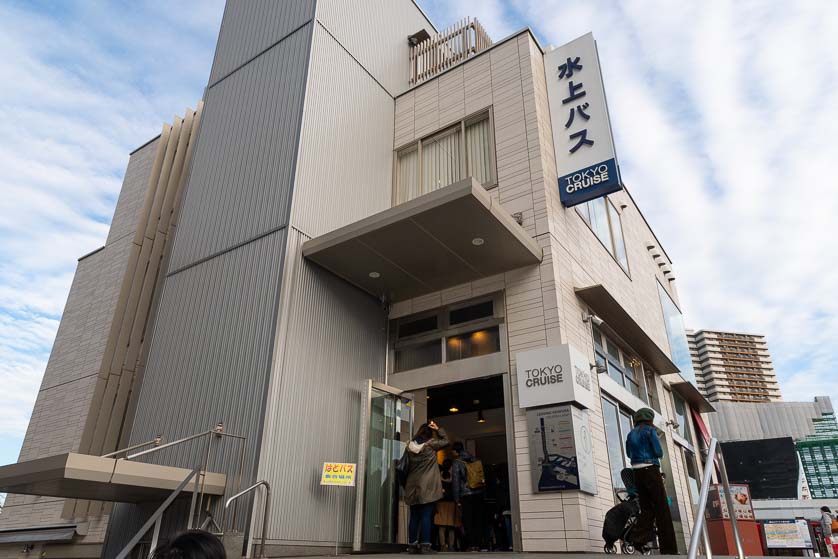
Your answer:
602;468;652;555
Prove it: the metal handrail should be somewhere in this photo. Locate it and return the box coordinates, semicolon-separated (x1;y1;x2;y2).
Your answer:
225;480;271;559
687;437;745;559
116;468;200;559
101;435;163;458
115;425;248;536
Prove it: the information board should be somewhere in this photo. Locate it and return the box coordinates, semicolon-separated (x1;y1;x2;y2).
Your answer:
320;462;356;486
706;484;755;521
526;404;596;495
763;520;813;549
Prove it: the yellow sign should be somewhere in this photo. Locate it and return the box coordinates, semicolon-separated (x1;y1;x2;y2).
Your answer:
320;462;356;486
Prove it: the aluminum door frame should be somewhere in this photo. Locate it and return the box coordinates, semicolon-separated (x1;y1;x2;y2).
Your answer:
353;379;414;552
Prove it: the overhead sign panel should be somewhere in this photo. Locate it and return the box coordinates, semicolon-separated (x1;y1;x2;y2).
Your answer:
545;32;622;207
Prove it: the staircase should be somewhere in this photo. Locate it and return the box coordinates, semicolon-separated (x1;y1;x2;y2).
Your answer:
110;425;269;559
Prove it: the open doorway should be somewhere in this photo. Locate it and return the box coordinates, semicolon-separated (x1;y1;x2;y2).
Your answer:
425;376;513;552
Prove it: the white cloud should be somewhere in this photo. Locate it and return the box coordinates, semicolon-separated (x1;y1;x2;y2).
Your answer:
507;0;838;404
0;0;223;464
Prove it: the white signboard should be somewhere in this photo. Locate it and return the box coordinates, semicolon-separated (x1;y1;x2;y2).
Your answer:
515;344;596;409
764;520;813;549
527;405;597;495
544;32;622;207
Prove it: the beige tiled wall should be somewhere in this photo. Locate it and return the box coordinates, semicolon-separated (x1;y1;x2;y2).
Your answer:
0;141;158;541
394;30;697;552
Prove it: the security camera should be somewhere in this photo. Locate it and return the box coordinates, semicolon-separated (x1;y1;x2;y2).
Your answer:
582;312;604;326
590;363;608;375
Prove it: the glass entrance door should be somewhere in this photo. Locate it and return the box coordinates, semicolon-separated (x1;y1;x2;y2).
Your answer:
353;381;413;551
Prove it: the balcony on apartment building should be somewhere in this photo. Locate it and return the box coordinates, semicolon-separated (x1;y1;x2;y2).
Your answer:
303;19;542;303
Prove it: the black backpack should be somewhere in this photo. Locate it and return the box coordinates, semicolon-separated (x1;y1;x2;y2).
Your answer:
396;449;410;487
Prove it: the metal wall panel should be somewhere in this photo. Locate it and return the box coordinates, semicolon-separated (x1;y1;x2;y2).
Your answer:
290;24;394;237
255;228;385;545
169;24;312;271
208;0;315;85
316;0;434;96
104;228;287;554
107;139;160;244
709;400;829;441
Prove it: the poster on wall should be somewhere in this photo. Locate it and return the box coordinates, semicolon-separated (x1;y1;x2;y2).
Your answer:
544;32;622;207
526;404;597;495
706;484;755;521
763;520;813;549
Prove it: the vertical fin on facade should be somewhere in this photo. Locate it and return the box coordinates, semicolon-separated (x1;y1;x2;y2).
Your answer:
69;105;203;521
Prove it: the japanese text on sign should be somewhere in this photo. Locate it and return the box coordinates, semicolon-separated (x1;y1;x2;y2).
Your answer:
320;462;356;486
558;57;594;154
545;33;623;207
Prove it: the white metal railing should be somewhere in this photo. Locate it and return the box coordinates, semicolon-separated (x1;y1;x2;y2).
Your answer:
409;17;492;86
688;437;745;559
116;468;200;559
225;480;271;559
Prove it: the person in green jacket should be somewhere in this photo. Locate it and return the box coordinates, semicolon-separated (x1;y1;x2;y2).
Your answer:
404;421;449;554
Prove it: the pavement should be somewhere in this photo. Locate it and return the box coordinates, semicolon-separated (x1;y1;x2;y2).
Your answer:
281;554;702;558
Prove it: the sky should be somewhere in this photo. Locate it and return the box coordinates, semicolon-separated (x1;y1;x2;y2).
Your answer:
0;0;836;468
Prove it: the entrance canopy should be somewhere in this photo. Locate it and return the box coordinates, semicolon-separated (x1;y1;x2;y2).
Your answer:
302;178;542;301
0;453;226;503
575;284;679;376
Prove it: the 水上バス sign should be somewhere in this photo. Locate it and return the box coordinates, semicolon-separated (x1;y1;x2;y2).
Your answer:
545;33;623;207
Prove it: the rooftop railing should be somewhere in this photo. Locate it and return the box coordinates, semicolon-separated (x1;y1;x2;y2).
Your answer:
409;17;492;86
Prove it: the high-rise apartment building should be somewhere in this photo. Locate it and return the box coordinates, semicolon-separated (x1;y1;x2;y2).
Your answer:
0;2;714;557
687;329;781;402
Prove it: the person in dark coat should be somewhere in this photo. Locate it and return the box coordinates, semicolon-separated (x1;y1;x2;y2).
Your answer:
625;407;677;554
452;442;486;551
405;421;449;554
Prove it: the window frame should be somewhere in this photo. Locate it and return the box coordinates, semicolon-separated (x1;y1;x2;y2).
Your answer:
575;195;631;276
393;108;498;205
601;394;635;496
592;323;646;401
390;294;504;373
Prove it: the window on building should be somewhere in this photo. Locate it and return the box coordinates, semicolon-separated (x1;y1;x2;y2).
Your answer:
593;324;644;400
577;196;629;273
657;282;696;383
672;393;691;441
445;327;501;362
395;111;496;204
602;397;634;494
392;296;502;373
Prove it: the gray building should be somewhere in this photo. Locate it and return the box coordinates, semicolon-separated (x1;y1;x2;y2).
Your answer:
0;2;713;557
687;329;782;403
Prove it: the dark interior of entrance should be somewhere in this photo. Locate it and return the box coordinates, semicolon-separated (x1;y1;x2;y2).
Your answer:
425;376;512;552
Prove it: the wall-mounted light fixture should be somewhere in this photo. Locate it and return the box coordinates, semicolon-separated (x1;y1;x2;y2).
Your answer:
477;410;486;423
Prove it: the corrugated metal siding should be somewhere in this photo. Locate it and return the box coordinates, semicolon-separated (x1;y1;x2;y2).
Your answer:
208;0;315;85
169;23;312;271
107;138;159;244
105;228;287;552
255;228;385;544
709;400;823;441
316;0;431;96
290;24;394;237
